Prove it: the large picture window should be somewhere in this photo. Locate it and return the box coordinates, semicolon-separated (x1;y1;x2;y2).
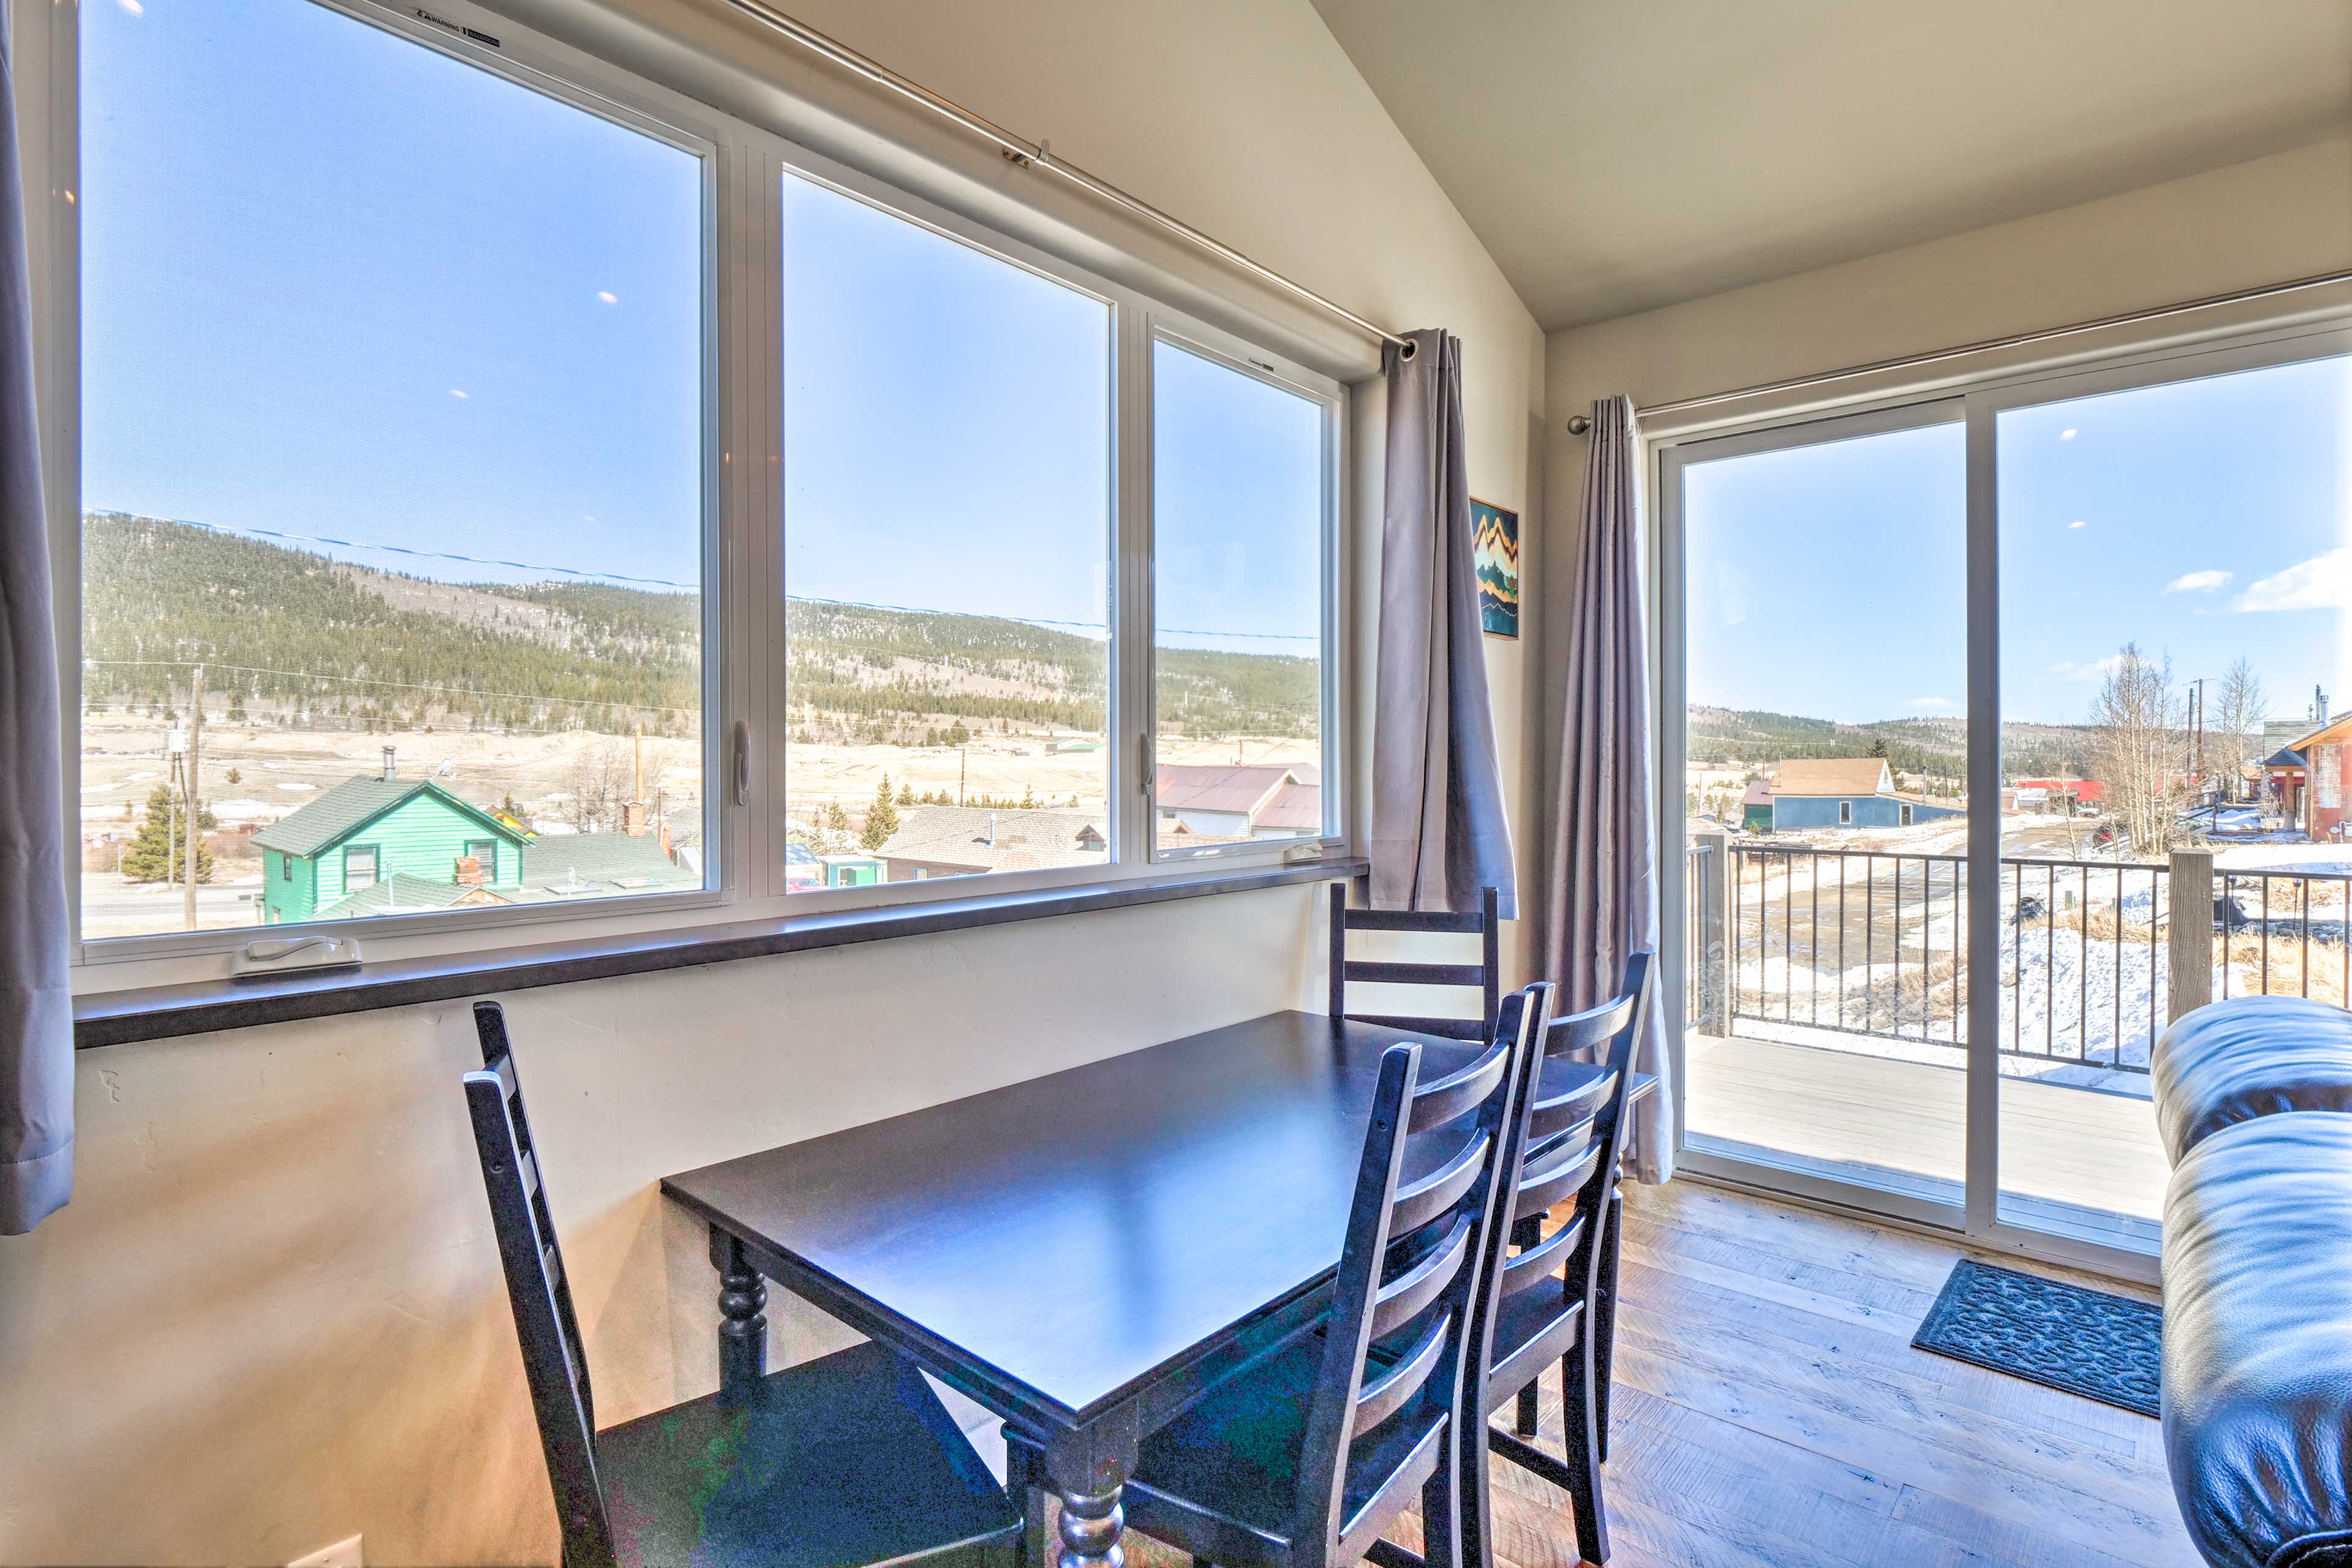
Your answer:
76;0;709;943
48;0;1351;973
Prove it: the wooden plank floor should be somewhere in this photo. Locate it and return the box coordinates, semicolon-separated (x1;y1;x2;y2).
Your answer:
1080;1178;2193;1568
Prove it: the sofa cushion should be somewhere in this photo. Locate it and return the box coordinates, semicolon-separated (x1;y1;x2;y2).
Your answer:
2153;995;2352;1164
2164;1113;2352;1568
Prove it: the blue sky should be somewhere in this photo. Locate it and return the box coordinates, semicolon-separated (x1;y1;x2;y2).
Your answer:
1687;354;2352;728
85;0;1325;658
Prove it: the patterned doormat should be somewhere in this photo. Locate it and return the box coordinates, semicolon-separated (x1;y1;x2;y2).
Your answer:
1910;1258;2161;1418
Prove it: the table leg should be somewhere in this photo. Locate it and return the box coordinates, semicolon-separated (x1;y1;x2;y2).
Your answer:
1054;1483;1126;1568
714;1228;767;1400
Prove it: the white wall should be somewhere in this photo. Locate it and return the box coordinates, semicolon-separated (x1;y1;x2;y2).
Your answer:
0;3;1546;1562
1534;134;2352;957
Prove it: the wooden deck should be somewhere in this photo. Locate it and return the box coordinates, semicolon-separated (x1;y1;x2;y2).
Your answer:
1686;1031;2168;1248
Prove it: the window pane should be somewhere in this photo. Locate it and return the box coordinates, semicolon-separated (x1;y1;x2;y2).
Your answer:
781;175;1112;887
78;0;707;940
1151;341;1327;853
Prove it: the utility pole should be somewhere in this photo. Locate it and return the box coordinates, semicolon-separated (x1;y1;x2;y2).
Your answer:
185;663;204;931
959;745;967;807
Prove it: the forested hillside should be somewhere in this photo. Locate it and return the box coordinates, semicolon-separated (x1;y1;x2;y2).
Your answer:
1689;705;2098;783
82;514;1318;742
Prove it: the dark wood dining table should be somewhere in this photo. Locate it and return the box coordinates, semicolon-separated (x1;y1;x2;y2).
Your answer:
661;1010;1643;1568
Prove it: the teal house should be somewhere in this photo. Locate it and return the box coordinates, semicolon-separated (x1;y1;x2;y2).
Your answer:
254;755;529;925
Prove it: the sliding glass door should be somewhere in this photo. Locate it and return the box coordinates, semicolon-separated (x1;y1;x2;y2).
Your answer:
1664;323;2352;1278
1665;401;1973;1230
1985;343;2352;1261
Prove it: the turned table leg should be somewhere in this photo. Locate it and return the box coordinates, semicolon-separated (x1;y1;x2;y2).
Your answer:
714;1227;767;1401
1054;1482;1126;1568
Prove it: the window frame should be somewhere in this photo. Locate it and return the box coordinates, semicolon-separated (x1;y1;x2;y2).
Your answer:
342;845;380;893
1139;314;1348;865
35;0;1356;991
47;0;739;968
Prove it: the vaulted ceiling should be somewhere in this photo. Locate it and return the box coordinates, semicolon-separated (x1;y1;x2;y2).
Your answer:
1310;0;2352;329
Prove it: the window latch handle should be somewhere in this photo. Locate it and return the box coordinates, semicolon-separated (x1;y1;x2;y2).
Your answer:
732;720;751;807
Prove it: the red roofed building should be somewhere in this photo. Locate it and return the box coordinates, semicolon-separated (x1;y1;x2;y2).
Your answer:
1155;763;1325;840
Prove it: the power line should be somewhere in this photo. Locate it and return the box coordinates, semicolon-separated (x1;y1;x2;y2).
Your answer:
110;513;1320;643
82;659;700;718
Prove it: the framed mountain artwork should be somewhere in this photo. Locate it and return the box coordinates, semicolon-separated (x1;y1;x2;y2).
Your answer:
1472;499;1519;638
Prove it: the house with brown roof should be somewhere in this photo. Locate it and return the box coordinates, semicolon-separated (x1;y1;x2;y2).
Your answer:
1763;758;1961;831
875;805;1109;881
1153;763;1324;840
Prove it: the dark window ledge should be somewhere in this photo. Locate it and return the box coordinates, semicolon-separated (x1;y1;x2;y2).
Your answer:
74;859;1367;1050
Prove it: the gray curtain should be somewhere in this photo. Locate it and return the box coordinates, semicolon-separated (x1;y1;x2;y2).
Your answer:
0;26;70;1235
1547;397;1670;1182
1371;328;1516;917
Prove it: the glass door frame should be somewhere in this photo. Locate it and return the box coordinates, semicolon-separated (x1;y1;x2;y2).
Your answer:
1657;396;1972;1238
1656;314;2352;1286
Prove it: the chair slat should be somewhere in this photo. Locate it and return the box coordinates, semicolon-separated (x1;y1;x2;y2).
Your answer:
1547;990;1637;1060
1528;1068;1615;1134
1369;1213;1474;1340
1345;960;1490;988
1342;907;1487;933
1499;1210;1585;1294
1352;1308;1449;1438
1513;1139;1604;1223
1406;1038;1512;1133
1389;1129;1490;1234
1350;1013;1488;1041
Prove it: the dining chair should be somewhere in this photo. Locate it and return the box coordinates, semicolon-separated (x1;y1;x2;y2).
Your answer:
1492;953;1654;1566
1329;883;1501;1041
1355;960;1647;1568
464;1000;1022;1568
1005;989;1543;1568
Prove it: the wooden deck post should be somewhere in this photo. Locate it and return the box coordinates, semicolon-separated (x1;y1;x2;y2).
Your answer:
1696;831;1731;1035
2168;847;2215;1024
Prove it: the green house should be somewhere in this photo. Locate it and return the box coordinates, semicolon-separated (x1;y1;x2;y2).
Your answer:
253;772;530;925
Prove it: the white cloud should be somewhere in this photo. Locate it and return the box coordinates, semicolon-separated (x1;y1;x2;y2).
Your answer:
2235;548;2352;612
2060;429;2078;440
597;291;618;304
2068;519;2086;529
2164;569;2233;595
450;389;469;399
2054;655;2126;681
1905;696;1953;710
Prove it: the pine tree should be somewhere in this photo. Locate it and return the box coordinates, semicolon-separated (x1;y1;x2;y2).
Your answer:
862;775;902;851
119;784;214;884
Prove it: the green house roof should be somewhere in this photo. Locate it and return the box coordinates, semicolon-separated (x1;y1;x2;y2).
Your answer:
252;775;529;859
518;832;698;892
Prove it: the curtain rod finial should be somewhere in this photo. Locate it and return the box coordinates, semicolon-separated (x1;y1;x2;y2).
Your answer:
1566;414;1592;435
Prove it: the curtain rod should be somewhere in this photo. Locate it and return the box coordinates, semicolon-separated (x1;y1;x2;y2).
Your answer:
1564;265;2352;433
712;0;1416;360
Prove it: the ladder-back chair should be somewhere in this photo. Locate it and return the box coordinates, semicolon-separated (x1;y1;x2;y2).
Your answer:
464;1001;1022;1568
1008;990;1542;1568
1329;883;1502;1042
1489;954;1653;1566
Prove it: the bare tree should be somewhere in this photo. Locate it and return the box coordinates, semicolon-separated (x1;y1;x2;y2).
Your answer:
560;737;633;832
2210;657;2267;801
2090;643;2183;856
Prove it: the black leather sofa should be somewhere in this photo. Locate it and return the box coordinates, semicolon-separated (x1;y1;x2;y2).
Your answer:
2157;995;2352;1568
